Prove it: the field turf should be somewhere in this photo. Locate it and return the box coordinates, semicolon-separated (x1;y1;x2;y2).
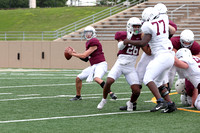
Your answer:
0;68;199;133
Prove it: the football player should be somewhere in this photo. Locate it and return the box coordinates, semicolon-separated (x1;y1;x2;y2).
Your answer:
168;29;200;90
68;26;117;101
175;48;200;110
136;3;177;94
123;7;176;113
97;17;151;110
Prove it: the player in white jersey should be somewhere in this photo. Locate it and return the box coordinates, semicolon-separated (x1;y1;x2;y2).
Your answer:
136;3;177;96
175;48;200;110
123;7;176;113
97;17;151;110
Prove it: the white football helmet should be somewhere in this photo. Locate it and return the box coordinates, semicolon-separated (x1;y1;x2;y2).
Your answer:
175;79;186;94
176;48;192;60
180;94;189;105
154;3;168;14
180;29;194;48
83;26;96;40
126;17;142;39
142;7;159;22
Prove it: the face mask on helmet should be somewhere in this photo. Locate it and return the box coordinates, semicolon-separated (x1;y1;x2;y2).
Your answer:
176;48;192;60
142;7;159;22
83;26;96;40
154;3;168;14
126;17;142;39
180;29;194;48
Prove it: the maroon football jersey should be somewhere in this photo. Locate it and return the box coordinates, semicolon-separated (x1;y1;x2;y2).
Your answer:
169;20;177;31
170;36;200;55
169;20;177;39
86;38;105;66
115;31;141;56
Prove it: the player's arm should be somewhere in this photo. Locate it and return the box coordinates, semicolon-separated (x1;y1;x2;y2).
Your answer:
172;48;177;53
141;45;151;55
174;56;189;69
169;25;176;35
117;39;126;50
79;57;89;62
123;34;151;47
69;46;97;59
195;54;200;58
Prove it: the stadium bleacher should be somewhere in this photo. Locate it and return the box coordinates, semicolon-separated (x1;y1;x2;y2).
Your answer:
59;1;200;43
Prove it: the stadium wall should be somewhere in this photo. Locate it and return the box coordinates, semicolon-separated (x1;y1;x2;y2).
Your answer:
0;41;144;70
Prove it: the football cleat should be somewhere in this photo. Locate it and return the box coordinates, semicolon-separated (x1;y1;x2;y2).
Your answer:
161;102;177;113
110;93;117;100
150;100;168;112
97;99;107;110
70;96;82;101
119;102;137;111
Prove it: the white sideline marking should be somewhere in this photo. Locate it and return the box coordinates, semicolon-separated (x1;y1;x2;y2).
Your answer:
0;110;150;124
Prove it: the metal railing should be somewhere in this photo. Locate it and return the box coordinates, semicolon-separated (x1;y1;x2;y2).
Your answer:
0;0;147;41
0;31;57;41
55;0;146;39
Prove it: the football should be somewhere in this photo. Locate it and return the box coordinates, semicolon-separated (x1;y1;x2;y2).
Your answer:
64;47;72;60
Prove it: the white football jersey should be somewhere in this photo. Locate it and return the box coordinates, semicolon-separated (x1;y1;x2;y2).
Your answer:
141;14;173;55
177;56;200;88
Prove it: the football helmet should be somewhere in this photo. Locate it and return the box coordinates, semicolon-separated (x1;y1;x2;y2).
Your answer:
176;48;192;60
126;17;142;39
142;7;159;22
180;29;194;48
83;26;96;40
175;79;186;94
180;94;189;105
154;3;168;14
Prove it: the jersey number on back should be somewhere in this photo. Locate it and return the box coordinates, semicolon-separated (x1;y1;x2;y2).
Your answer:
152;20;166;36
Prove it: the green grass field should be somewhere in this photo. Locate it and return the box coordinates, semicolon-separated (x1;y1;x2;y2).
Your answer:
0;7;107;31
0;68;199;133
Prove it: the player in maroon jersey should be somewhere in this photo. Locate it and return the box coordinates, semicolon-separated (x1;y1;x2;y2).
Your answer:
68;26;117;101
97;17;151;110
170;29;200;99
171;29;200;55
174;48;200;110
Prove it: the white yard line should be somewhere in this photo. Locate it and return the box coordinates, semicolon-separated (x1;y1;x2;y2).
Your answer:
0;81;127;89
0;91;151;102
17;94;41;97
0;93;12;95
0;96;100;102
0;110;150;124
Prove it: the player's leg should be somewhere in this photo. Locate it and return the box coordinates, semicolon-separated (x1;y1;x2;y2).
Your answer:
144;53;174;112
70;67;91;101
120;84;141;111
136;53;152;85
97;61;122;109
119;65;141;111
94;61;117;99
